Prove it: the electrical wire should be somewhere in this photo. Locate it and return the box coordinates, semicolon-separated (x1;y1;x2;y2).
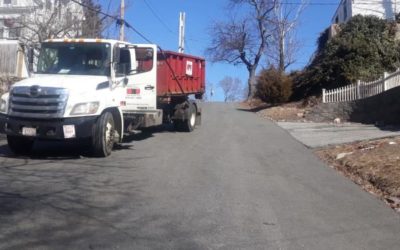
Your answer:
283;0;400;6
70;0;154;43
70;0;398;58
71;0;190;94
143;0;175;34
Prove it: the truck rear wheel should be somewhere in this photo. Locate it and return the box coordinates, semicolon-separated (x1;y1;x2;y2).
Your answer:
7;135;34;155
92;111;115;157
174;103;196;132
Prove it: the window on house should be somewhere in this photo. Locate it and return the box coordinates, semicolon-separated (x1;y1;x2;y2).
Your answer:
3;0;12;4
8;27;20;38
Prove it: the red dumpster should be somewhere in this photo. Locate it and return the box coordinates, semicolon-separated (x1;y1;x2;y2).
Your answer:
157;51;205;97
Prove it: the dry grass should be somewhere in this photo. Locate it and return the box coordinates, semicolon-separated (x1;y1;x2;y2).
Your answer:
257;103;307;122
240;99;308;122
316;137;400;212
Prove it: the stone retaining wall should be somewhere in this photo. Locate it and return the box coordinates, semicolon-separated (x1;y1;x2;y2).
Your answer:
307;86;400;125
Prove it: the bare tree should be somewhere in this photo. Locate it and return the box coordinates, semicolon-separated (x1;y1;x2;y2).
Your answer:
11;0;110;44
81;0;103;38
267;0;307;72
219;76;243;102
206;0;277;100
14;1;85;44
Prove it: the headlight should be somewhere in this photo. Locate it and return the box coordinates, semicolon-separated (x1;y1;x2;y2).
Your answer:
0;99;6;113
70;102;99;115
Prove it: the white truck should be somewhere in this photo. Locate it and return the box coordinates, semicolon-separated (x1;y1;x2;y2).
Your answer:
0;39;205;156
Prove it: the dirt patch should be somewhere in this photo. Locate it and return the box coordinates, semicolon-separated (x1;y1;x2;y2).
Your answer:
257;103;307;122
240;100;310;122
315;137;400;212
240;97;324;122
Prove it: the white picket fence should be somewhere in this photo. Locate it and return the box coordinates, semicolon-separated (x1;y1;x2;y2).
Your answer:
322;70;400;103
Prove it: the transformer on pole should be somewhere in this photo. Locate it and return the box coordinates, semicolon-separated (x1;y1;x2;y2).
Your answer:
178;12;185;53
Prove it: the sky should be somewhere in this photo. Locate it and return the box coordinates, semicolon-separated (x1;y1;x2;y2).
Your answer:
99;0;340;101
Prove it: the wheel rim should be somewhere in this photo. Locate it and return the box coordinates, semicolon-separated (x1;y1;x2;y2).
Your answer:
190;111;196;127
105;121;114;150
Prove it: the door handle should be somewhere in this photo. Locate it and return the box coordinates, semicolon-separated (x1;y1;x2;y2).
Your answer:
123;77;129;86
145;85;154;90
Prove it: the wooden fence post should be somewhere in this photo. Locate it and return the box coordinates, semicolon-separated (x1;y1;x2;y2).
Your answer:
357;80;361;99
322;88;326;103
383;72;388;91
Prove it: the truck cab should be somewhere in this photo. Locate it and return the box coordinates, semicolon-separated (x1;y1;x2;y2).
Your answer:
0;39;204;157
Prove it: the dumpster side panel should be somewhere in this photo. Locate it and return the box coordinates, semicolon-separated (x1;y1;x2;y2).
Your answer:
157;51;205;97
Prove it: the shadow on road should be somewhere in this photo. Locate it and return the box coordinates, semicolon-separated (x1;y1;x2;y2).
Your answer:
0;125;177;159
0;128;199;249
122;124;176;143
0;156;152;249
0;140;88;160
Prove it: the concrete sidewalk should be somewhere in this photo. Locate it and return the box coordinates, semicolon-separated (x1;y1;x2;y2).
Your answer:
277;122;400;148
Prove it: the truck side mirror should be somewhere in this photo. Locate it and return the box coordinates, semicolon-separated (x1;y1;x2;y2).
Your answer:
28;47;34;72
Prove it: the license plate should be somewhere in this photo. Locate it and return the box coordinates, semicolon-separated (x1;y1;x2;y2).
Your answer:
63;125;76;139
22;127;36;136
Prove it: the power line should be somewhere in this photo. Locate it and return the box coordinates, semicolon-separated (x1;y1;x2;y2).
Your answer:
70;0;397;47
143;0;175;34
283;1;339;6
142;0;208;47
71;0;188;93
70;0;154;43
283;1;400;6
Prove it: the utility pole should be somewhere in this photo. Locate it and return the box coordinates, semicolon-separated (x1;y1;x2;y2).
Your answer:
119;0;125;41
178;12;185;53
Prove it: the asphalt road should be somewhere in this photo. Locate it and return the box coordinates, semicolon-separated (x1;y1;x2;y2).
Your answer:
0;103;399;250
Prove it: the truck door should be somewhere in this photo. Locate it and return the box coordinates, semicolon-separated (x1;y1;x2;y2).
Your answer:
120;45;157;112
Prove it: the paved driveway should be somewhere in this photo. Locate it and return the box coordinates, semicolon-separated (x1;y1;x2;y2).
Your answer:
277;122;400;148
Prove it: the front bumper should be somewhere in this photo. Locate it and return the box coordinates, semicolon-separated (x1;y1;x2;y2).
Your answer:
0;114;98;140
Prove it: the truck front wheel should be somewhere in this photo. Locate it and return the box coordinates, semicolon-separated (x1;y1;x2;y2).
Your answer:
92;111;115;157
7;135;34;155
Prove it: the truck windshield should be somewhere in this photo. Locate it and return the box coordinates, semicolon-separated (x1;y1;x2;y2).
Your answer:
36;42;111;76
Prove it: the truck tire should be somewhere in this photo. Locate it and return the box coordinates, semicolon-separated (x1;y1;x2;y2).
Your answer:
173;120;183;131
7;135;34;155
175;103;196;132
92;111;115;157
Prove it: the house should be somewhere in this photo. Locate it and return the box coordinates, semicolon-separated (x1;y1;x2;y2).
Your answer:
0;0;84;41
0;0;85;77
332;0;400;24
0;0;32;39
0;40;28;78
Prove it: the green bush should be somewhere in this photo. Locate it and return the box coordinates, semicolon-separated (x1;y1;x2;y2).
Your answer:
256;67;292;104
293;15;400;100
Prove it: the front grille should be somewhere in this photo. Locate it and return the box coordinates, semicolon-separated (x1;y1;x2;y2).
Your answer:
9;86;69;118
